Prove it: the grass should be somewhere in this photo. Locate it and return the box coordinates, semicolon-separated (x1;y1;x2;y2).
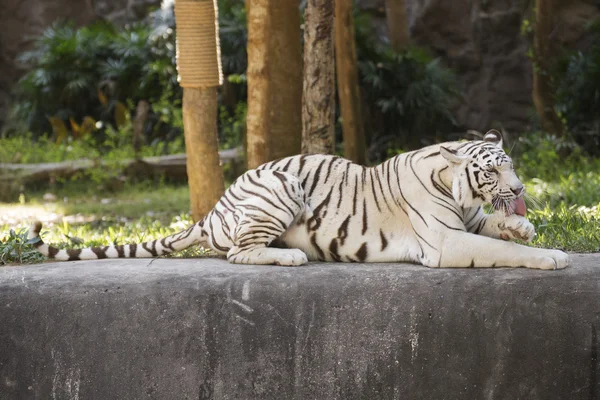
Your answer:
0;182;215;266
1;133;599;265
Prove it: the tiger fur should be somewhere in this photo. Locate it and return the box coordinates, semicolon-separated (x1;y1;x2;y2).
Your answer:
29;130;569;270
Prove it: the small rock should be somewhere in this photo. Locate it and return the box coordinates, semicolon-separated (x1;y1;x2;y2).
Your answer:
42;193;58;202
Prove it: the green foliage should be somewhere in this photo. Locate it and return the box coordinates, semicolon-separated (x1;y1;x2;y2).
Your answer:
0;122;184;165
218;103;247;150
7;22;114;136
512;132;589;181
354;12;460;159
553;22;600;153
4;20;180;142
0;228;46;265
4;0;247;153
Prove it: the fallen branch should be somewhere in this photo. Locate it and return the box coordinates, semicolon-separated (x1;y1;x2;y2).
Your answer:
0;147;243;185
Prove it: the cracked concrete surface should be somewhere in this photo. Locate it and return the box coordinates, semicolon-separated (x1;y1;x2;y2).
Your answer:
0;255;599;399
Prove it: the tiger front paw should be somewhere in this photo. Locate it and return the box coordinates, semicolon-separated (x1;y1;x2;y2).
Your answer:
498;215;535;242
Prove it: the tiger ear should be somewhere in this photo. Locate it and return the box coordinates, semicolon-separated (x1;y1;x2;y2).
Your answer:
440;146;468;165
483;129;503;148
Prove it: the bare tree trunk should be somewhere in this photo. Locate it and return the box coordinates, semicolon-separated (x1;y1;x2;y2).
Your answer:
246;0;271;169
302;0;336;155
133;99;149;157
385;0;409;51
532;0;563;136
246;0;302;169
269;2;302;161
182;88;225;221
335;0;366;164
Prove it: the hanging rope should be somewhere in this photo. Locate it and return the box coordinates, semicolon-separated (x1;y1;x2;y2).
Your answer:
174;0;223;88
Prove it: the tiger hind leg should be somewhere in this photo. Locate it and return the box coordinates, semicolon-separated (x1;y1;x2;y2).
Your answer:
225;170;308;266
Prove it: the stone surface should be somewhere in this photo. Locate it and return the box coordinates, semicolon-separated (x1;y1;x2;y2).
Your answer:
0;255;599;399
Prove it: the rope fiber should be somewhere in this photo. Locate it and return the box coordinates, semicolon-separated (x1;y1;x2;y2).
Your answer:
175;0;223;87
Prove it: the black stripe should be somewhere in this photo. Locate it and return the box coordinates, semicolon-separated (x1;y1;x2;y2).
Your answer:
370;169;382;212
328;239;341;262
323;157;336;183
307;187;334;231
67;249;82;261
432;215;464;231
281;157;294;172
310;233;325;260
352;175;359;215
380;230;388;251
338;216;351;246
308;159;327;197
142;242;158;257
130;244;137;257
48;246;59;258
298;154;309;175
91;247;108;259
355;242;368;262
361;199;368;235
375;167;393;212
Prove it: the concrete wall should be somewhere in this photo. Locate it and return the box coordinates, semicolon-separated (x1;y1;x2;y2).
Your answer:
1;256;599;399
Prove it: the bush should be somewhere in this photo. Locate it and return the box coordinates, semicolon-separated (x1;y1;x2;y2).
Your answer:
354;12;460;160
4;0;247;151
554;21;600;154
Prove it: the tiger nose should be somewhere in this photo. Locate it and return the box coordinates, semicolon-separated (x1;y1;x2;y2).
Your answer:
511;184;524;196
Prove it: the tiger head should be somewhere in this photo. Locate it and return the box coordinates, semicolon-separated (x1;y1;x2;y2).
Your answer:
440;130;526;215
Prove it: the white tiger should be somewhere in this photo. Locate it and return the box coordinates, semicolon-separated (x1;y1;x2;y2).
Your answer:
29;130;569;270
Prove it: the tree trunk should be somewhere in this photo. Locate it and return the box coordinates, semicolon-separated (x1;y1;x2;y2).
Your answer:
385;0;409;51
246;0;303;169
302;0;336;155
335;0;366;164
132;99;149;157
182;88;225;221
532;0;563;136
175;0;225;221
0;148;242;186
246;0;270;169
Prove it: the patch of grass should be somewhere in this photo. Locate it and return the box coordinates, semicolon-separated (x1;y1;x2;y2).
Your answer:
0;228;46;265
528;204;600;252
0;213;215;266
0;181;209;265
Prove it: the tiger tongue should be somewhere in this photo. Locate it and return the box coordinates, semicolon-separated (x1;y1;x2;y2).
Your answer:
506;197;527;217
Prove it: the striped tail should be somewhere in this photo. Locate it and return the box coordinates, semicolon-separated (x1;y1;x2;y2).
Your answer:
28;221;204;261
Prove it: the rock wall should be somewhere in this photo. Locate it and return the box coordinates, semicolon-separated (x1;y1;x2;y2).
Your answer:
363;0;599;134
1;257;599;399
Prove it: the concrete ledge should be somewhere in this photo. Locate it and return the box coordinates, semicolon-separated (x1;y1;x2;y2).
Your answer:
1;255;599;399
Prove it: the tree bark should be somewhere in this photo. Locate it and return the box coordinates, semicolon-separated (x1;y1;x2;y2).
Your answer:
385;0;409;51
132;99;149;157
335;0;366;164
302;0;336;155
532;0;563;136
182;88;225;221
175;0;225;221
246;0;302;169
